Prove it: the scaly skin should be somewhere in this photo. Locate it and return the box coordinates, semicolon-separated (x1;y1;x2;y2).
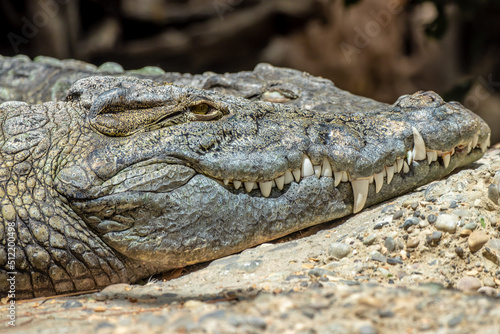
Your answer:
0;61;491;299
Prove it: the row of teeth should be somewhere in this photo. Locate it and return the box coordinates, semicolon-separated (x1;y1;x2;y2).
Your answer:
221;129;491;213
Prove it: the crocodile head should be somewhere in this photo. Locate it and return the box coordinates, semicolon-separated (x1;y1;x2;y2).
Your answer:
48;75;490;271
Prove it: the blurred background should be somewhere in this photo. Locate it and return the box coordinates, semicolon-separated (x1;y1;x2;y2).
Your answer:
0;0;499;143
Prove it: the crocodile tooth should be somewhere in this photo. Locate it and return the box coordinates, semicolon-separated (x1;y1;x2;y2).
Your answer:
314;166;321;178
472;133;479;148
284;170;294;184
382;168;387;177
275;175;285;190
385;165;394;184
412;127;427;161
292;168;301;182
426;151;433;164
244;181;255;193
223;178;230;185
351;178;369;213
234;181;242;189
374;171;384;193
334;171;342;186
407;150;413;165
480;133;491;153
431;150;438;161
467;142;472;153
259;181;273;197
321;157;333;177
403;161;410;173
396;158;403;173
301;155;314;177
368;175;374;183
442;153;451;168
341;171;349;182
253;183;258;189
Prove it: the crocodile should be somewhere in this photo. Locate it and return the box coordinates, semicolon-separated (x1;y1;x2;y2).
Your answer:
0;56;491;299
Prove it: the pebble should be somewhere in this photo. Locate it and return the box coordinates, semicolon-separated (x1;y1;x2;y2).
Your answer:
468;231;489;253
418;220;429;228
407;238;419;248
393;210;404;220
488;184;499;204
449;200;458;209
370;251;387;263
478;286;498;297
387;257;403;265
460;229;472;237
427;214;437;224
410;202;419;210
486;238;500;252
384;237;395;252
463;222;478;230
435;214;458;233
402;217;420;230
363;234;377;246
457;276;482;293
328;242;351;259
455;246;465;258
359;324;378;334
483;277;496;287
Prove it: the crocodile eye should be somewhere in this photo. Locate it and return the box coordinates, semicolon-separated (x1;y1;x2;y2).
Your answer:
190;104;210;114
187;103;223;121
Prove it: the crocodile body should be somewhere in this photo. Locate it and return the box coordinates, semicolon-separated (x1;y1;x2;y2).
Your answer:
0;56;491;299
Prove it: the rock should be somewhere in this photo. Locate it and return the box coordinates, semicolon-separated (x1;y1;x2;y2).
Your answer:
328;242;351;259
427;214;437;224
468;231;489;253
463;222;477;230
402;217;420;230
363;234;377;246
393;210;404;220
486;238;500;252
418;220;429;228
384;237;395;252
370;251;386;263
387;257;403;265
478;286;498;297
406;238;419;248
456;276;482;293
359;324;378;334
483;277;496;287
435;214;458;233
460;229;472;237
455;246;465;258
488;184;499;204
449;200;458;209
482;248;500;266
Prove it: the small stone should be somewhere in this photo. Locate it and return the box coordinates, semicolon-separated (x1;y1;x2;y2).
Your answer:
359;324;378;334
427;214;437;224
387;257;403;265
410;202;419;210
460;229;472;237
468;231;489;253
407;238;420;248
449;200;458;209
393;210;404;220
418;220;429;228
483;277;496;287
371;251;387;263
435;214;458;233
463;222;478;230
457;276;482;293
478;286;498;297
455;246;464;258
402;217;420;230
381;204;396;214
328;242;351;259
486;238;500;252
62;300;83;309
92;293;107;301
413;210;421;217
384;237;395;252
482;248;500;266
488;184;499;204
363;234;377;246
431;231;442;241
447;314;463;327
